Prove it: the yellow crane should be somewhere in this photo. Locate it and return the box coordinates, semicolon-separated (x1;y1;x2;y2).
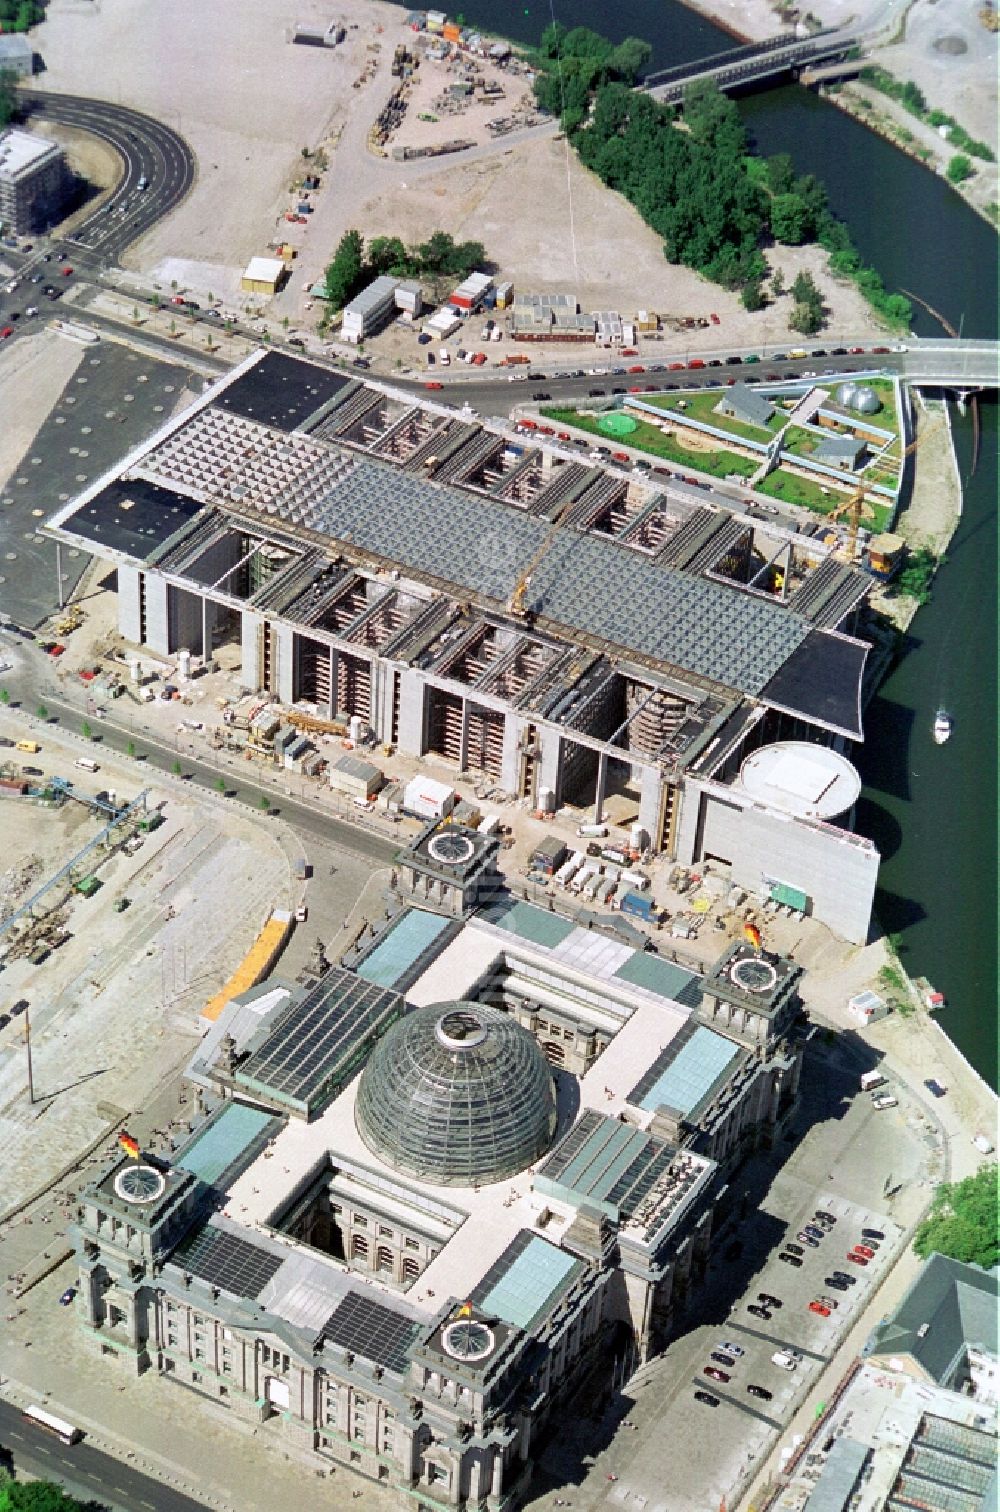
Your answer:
508;493;580;622
827;416;942;563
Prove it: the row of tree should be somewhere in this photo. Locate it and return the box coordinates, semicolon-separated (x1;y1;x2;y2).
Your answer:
0;68;17;129
324;229;487;310
530;24;912;328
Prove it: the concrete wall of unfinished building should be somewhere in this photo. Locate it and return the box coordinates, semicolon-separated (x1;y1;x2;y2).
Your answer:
676;781;878;945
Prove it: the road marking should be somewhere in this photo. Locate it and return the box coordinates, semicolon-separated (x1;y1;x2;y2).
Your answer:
689;1378;783;1428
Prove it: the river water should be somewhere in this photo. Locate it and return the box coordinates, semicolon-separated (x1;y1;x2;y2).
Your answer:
458;0;998;1084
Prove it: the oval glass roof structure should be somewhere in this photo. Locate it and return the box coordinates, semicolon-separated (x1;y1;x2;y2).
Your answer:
355;1002;558;1188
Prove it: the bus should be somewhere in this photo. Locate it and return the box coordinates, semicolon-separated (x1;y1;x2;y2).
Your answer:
22;1404;83;1445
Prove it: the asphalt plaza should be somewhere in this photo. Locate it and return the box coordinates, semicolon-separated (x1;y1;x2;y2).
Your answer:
0;335;200;629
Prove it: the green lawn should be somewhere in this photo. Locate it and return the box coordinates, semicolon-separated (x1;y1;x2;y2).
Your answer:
757;468;893;529
541;407;758;479
643;387;779;444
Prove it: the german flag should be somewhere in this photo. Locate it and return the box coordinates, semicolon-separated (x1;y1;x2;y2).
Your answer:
118;1132;141;1159
743;921;762;953
455;1301;473;1319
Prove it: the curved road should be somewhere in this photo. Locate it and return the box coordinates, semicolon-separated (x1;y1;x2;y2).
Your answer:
18;91;195;264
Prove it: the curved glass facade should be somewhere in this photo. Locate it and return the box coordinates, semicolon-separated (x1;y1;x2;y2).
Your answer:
355;1002;557;1188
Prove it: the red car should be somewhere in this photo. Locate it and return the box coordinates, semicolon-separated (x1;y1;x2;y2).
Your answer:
61;265;73;276
853;1244;875;1259
171;294;186;305
689;358;706;369
849;346;864;354
0;326;12;339
704;1366;730;1383
424;380;443;390
668;361;685;370
627;364;644;373
846;1251;869;1266
710;312;721;324
536;425;554;435
872;346;890;354
612;451;629;462
628;385;642;392
556;431;570;440
809;1301;831;1317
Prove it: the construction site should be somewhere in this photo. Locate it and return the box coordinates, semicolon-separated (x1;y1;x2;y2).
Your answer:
0;715;291;1212
44;349;885;946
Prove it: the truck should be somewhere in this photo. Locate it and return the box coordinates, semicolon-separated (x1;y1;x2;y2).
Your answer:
859;1071;887;1092
501;353;529;366
620;890;660;923
293;857;311;881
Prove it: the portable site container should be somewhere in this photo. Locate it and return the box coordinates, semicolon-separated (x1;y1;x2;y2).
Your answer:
554;853;581;888
571;864;598;894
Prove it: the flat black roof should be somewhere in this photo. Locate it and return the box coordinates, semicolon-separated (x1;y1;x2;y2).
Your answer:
214;352;352;432
761;629;868;740
60;476;203;557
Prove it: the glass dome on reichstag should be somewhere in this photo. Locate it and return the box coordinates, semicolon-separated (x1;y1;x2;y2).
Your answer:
355;1002;558;1188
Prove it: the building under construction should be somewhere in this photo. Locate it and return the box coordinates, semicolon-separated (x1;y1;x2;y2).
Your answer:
46;352;880;942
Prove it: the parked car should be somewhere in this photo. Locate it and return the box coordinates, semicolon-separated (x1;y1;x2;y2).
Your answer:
924;1078;947;1097
809;1301;831;1317
803;1225;825;1241
747;1305;771;1321
846;1251;869;1266
704;1367;730;1383
853;1243;876;1259
824;1276;850;1291
694;1390;720;1407
831;1270;857;1286
785;1242;804;1256
873;1095;898;1110
815;1211;837;1226
797;1232;820;1248
861;1228;885;1242
711;1351;736;1369
816;1295;840;1310
717;1341;745;1357
746;1384;772;1400
758;1293;782;1310
424;381;443;390
779;1253;803;1267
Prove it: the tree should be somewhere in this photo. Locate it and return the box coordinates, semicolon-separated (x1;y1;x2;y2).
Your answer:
215;777;226;793
81;720;92;740
789;299;822;335
127;740;136;757
0;69;17;130
913;1165;999;1268
766;153;796;195
367;235;408;275
171;760;182;776
0;1482;91;1510
791;269;822;307
0;688;8;705
771;268;785;297
324;228;365;309
258;793;270;810
770;192;810;245
36;704;48;721
947;154;972;183
741;278;765;312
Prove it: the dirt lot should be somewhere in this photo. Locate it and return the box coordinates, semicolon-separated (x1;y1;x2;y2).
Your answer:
0;328;84;495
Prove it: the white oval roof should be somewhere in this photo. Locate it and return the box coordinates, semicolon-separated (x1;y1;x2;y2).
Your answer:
738;741;861;820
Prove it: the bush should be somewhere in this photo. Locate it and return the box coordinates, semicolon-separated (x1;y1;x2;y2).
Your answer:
947;154;972;184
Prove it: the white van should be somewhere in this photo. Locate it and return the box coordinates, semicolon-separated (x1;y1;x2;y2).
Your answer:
859;1071;886;1092
75;757;100;772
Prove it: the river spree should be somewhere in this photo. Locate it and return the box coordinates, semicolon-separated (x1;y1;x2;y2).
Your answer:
462;0;998;1083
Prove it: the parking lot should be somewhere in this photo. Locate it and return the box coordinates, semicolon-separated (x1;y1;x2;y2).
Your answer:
530;1034;932;1512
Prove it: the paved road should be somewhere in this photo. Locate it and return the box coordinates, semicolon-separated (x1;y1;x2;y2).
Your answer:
0;1396;209;1512
18;91;195;266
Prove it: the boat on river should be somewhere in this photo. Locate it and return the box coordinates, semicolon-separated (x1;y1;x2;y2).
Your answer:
933;709;952;744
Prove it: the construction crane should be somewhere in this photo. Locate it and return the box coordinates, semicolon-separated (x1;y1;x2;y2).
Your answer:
827;416;942;564
508;493;580;622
